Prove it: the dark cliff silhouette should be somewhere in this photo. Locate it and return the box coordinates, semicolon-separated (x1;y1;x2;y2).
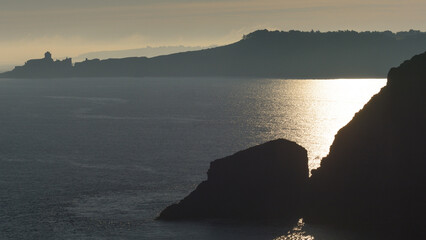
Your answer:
1;51;73;78
157;139;308;221
1;30;426;78
157;51;426;238
306;51;426;238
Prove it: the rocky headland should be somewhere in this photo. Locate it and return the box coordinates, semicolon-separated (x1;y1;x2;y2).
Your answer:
2;30;426;79
157;139;308;221
1;51;73;78
158;51;426;238
307;51;426;238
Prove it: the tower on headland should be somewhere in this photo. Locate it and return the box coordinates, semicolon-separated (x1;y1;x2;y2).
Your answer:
44;51;53;62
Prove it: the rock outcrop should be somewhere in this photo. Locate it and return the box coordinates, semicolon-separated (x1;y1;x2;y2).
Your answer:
157;139;308;221
1;52;73;78
157;51;425;238
307;51;426;238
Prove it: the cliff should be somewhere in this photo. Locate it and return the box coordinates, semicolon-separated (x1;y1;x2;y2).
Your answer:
157;139;308;221
307;51;426;238
2;30;426;78
0;52;72;78
157;51;426;238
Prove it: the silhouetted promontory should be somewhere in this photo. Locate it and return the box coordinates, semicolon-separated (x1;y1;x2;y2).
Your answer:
3;51;73;78
306;51;426;238
157;139;308;221
157;51;426;238
2;30;426;78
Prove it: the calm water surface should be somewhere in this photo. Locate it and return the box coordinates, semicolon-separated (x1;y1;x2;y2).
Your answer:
0;77;386;239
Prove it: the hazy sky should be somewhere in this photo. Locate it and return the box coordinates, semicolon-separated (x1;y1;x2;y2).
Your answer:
1;0;425;65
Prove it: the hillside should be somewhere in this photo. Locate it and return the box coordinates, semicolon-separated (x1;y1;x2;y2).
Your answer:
1;30;426;78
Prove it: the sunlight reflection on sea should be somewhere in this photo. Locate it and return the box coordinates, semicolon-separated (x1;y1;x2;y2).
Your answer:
237;78;387;171
0;77;386;239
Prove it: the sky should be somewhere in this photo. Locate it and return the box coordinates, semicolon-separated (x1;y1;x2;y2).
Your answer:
1;0;425;66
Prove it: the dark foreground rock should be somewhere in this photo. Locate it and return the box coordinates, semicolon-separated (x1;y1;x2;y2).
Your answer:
157;139;308;221
157;52;425;238
307;52;426;238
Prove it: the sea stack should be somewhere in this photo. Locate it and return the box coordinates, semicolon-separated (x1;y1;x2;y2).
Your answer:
307;51;426;238
157;139;309;221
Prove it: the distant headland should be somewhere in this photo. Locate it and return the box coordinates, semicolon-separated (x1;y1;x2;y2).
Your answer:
1;30;426;79
3;51;73;78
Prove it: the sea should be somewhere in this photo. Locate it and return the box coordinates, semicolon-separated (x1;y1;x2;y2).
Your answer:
0;77;386;239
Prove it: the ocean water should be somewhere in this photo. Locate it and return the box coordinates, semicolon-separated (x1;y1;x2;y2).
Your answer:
0;77;386;239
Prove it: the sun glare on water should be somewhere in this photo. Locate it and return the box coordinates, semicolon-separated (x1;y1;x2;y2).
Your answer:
305;78;387;170
247;78;386;172
275;219;314;240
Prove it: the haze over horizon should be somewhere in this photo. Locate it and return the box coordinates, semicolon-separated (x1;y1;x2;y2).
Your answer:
1;0;426;66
